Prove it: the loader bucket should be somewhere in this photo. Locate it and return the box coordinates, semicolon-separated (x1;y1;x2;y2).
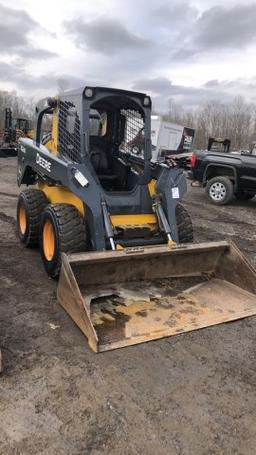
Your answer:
57;241;256;352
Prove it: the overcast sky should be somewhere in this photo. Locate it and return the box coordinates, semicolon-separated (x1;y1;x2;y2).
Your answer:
0;0;256;111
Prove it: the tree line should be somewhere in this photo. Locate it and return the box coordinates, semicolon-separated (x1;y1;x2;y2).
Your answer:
161;96;256;150
1;89;256;151
0;90;34;130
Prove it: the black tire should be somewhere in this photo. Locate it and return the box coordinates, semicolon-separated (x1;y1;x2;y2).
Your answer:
176;203;193;243
235;191;255;201
206;176;234;205
39;204;87;278
17;189;48;247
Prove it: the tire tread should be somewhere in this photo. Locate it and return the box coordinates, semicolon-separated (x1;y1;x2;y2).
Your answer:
40;203;87;278
176;203;193;243
17;189;48;247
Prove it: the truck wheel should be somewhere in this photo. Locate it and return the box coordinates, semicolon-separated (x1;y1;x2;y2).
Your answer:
235;191;255;201
40;204;87;278
206;177;233;205
176;203;193;243
17;189;48;247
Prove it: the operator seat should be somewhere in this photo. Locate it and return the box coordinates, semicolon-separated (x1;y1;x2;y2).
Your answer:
90;145;109;173
89;144;119;188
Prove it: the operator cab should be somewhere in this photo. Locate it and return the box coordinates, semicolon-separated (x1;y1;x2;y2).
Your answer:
12;118;30;133
88;92;149;192
36;87;152;193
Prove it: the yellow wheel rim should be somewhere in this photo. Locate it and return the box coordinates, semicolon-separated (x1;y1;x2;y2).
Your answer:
43;220;55;261
19;205;27;235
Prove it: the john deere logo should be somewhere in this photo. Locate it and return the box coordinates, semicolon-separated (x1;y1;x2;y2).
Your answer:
36;153;51;173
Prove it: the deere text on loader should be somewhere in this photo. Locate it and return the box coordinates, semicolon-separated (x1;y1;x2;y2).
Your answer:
16;86;256;352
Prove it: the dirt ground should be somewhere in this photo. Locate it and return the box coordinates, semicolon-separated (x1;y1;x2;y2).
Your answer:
1;157;256;455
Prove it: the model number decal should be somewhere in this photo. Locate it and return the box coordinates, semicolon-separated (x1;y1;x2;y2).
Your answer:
36;153;52;173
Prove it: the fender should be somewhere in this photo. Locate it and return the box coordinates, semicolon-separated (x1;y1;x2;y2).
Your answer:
17;137;106;250
203;163;238;190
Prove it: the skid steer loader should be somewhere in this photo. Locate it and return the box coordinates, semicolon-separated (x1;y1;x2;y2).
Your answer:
0;108;33;157
16;86;256;352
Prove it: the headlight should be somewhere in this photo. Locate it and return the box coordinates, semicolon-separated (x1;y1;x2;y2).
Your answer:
143;96;150;106
84;88;94;98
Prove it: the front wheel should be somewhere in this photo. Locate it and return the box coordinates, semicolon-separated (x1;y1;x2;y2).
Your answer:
39;204;87;278
17;189;48;247
176;203;193;243
206;177;234;205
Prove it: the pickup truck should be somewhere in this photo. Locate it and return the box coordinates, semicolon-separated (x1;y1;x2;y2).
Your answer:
190;149;256;204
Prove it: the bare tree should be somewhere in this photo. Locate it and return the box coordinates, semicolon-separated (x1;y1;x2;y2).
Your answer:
0;90;31;130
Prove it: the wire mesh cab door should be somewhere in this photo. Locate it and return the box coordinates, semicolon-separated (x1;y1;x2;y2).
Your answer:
58;99;82;164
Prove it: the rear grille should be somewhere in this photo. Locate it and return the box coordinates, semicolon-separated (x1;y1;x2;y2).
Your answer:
58;101;81;163
120;109;145;156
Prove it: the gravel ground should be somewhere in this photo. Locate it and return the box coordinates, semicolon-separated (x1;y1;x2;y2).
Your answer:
0;157;256;455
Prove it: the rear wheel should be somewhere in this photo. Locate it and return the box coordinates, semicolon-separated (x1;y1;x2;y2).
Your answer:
176;203;193;243
17;189;48;247
39;204;87;278
235;191;255;201
206;176;234;205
